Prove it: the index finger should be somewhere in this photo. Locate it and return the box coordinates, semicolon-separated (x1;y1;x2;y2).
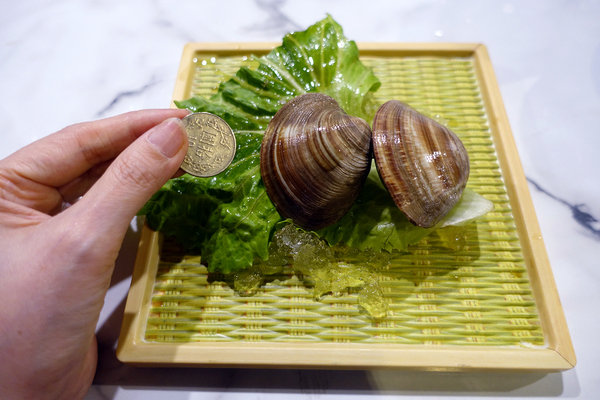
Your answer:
2;108;190;188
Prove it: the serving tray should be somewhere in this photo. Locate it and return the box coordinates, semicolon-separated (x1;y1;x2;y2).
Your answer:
116;43;575;370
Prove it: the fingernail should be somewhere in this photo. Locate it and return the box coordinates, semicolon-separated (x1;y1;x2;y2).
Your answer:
147;118;185;158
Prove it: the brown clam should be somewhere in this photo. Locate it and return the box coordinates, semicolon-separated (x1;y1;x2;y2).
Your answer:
372;100;470;228
260;93;373;230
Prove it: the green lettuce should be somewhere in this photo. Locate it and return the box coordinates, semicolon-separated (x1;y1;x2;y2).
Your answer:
316;164;434;252
176;14;380;124
317;163;493;252
143;16;381;273
141;15;492;273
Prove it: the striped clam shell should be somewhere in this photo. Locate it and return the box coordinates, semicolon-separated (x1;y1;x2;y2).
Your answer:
260;93;373;230
372;100;470;228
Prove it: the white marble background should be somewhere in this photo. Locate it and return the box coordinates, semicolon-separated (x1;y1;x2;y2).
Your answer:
2;0;599;399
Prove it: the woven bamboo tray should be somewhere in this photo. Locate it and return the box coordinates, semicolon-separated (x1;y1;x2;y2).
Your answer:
116;43;575;370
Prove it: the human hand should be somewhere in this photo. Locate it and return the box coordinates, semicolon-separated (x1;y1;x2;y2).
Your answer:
0;109;189;399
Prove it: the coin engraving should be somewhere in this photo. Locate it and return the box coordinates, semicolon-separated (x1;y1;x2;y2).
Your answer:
181;112;236;177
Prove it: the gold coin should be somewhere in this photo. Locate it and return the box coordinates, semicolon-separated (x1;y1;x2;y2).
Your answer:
180;112;236;177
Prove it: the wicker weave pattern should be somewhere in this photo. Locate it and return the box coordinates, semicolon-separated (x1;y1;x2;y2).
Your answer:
145;54;544;346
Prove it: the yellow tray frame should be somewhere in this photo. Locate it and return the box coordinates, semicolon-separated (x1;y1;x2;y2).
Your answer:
116;43;575;371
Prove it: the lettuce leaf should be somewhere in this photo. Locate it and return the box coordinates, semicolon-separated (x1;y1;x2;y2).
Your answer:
317;164;493;252
141;15;492;273
143;16;381;273
176;14;380;124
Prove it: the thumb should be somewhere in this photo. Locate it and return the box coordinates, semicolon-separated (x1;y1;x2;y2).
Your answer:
73;117;187;235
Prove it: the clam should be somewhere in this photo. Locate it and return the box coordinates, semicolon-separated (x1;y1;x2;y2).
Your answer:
260;93;372;230
372;100;470;228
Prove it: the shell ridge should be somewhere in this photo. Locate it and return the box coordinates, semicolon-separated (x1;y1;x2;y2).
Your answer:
410;112;441;211
372;100;470;228
260;93;372;230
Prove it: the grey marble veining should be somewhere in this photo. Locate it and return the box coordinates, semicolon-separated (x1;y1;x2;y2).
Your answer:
95;76;162;118
247;0;303;34
2;1;600;399
527;177;600;240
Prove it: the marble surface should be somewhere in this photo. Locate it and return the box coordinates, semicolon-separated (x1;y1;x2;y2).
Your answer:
2;0;599;399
